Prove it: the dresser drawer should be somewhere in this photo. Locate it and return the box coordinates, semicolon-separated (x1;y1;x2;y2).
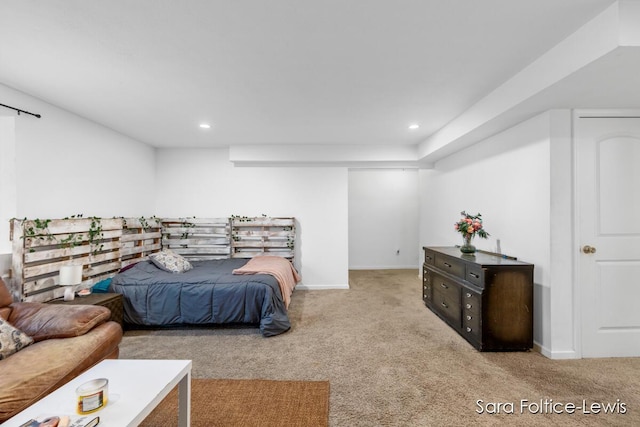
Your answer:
433;292;461;327
424;249;436;266
465;265;485;287
434;254;465;278
462;287;481;315
432;273;461;303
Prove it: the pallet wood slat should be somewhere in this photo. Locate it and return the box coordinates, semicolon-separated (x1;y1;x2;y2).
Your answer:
23;258;88;280
163;226;229;233
87;251;121;264
120;243;162;257
122;217;162;229
121;237;159;245
163;231;229;239
85;261;121;278
25;288;66;303
170;247;231;255
23;240;122;263
162;237;230;246
21;218;122;235
162;217;228;224
120;231;162;243
24;244;92;263
233;230;293;237
232;218;294;226
23;275;61;296
232;241;291;248
232;250;295;258
22;229;123;250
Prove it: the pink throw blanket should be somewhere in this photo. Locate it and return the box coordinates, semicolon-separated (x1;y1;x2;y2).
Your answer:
232;256;301;309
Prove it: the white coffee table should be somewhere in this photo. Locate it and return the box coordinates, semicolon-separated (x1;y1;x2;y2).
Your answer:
3;359;192;427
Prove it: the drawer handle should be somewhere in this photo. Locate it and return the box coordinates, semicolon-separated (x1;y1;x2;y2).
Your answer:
440;283;448;289
467;315;472;320
466;292;472;298
441;302;448;309
466;327;472;332
466;303;472;309
443;262;452;268
469;272;480;279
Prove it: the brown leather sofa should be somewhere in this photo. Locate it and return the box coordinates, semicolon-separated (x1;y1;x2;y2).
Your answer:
0;278;123;422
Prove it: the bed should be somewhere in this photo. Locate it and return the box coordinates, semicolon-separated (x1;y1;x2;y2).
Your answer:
109;255;300;336
10;216;300;337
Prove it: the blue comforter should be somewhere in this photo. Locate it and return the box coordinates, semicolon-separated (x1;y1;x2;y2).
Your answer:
109;258;290;336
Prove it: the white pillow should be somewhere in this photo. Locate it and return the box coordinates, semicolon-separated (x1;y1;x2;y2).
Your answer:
0;317;34;360
149;250;193;273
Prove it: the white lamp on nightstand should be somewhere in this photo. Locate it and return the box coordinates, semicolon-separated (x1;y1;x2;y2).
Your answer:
59;264;83;301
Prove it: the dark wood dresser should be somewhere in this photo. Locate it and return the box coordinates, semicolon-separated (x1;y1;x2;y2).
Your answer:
422;246;533;351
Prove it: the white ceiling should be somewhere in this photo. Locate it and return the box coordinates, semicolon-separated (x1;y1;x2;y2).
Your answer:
1;0;635;160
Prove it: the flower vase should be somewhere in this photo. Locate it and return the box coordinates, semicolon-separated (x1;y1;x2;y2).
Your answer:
460;235;476;254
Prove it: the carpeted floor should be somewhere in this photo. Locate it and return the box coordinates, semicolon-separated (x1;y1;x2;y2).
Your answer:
140;378;329;427
119;269;640;426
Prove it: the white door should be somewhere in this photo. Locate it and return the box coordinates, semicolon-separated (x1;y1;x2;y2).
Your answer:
576;113;640;358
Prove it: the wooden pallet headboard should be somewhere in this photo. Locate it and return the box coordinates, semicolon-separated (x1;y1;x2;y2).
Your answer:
10;216;295;302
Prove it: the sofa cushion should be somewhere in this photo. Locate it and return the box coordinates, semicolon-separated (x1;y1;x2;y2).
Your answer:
0;277;13;307
0;318;34;360
0;278;12;307
8;303;111;342
0;278;14;321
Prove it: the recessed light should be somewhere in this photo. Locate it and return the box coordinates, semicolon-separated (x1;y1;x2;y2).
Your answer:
408;124;419;130
199;123;211;129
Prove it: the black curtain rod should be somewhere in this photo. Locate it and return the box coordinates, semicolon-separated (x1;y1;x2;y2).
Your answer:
0;103;41;118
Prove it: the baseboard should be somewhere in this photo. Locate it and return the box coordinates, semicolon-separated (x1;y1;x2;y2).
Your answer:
296;284;350;290
533;342;549;358
534;342;579;359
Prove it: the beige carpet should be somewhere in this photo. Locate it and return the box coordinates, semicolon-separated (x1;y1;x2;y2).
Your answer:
120;269;640;426
140;378;329;427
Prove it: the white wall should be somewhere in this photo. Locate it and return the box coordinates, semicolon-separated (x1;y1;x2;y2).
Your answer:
0;116;16;278
0;88;157;218
419;112;554;352
0;83;156;275
0;116;16;256
348;169;419;269
155;148;349;288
